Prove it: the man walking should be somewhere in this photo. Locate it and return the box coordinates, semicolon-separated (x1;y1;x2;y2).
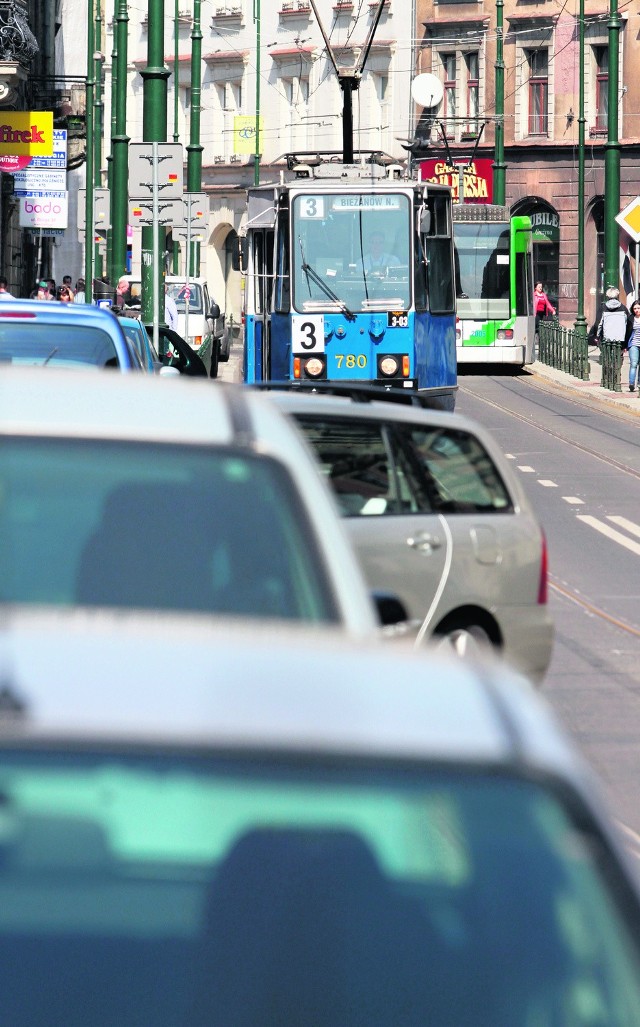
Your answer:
0;276;13;299
595;287;632;345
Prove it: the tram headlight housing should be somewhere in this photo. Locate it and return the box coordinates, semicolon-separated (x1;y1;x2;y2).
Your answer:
293;355;326;379
497;329;514;340
378;354;410;378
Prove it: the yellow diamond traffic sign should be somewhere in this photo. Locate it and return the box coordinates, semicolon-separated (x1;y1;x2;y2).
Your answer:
616;196;640;243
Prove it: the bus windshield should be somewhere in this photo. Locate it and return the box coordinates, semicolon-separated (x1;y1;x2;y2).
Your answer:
454;222;510;319
292;192;411;313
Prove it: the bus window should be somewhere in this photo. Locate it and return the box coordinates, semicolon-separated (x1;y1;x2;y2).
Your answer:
423;193;455;315
274;211;290;313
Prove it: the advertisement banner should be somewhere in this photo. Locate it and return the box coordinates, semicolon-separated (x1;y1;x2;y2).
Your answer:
19;191;68;229
233;116;263;154
0;112;53;157
419;158;494;204
13;168;66;193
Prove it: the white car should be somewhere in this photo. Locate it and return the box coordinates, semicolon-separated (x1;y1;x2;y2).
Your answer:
270;390;554;683
0;369;379;634
0;610;638;1025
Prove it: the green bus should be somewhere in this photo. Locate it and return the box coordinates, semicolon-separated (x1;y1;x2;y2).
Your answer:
453;204;535;367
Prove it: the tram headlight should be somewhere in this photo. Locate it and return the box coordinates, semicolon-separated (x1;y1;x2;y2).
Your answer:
304;356;326;378
378;355;400;377
497;329;514;340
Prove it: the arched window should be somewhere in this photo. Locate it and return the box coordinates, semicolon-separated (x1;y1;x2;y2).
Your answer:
513;199;559;316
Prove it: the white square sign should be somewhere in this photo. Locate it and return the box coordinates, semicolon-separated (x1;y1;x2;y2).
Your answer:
19;191;68;229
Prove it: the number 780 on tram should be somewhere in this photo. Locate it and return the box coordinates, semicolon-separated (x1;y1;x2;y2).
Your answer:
242;165;457;402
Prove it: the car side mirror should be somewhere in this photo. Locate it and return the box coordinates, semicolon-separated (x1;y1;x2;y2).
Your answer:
209;303;220;319
372;591;408;627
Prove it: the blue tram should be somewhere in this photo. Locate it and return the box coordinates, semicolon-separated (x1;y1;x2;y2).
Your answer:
243;155;456;404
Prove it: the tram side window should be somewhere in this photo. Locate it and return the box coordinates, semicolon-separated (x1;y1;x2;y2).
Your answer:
274;212;290;313
423;194;455;315
515;246;532;317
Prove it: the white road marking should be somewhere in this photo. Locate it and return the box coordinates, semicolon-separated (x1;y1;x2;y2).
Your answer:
537;480;558;487
505;454;515;460
608;515;640;539
517;465;535;473
562;497;585;504
577;515;640;556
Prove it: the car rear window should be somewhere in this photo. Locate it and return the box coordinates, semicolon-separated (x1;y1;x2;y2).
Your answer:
0;437;339;622
166;282;204;314
0;749;638;1026
0;324;120;367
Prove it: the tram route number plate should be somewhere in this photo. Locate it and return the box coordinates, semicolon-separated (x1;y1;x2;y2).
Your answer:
388;311;408;328
292;315;325;354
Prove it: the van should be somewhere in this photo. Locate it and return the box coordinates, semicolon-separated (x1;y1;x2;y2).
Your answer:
126;276;229;377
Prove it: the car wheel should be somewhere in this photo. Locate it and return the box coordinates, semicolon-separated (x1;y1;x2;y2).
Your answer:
210;338;219;379
432;622;494;660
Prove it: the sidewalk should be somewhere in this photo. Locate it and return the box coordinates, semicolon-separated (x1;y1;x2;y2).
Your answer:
529;345;640;416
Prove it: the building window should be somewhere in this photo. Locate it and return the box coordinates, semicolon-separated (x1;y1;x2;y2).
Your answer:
464;51;479;135
527;49;548;135
594;45;608;133
442;53;456;137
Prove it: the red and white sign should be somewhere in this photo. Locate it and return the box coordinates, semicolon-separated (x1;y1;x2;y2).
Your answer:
419;158;494;204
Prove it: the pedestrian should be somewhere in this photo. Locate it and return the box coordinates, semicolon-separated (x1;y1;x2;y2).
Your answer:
115;275;131;306
533;282;555;337
0;275;13;299
56;284;73;304
62;275;75;300
165;283;179;331
595;287;632;346
47;279;56;300
32;280;52;301
73;278;85;304
627;300;640;392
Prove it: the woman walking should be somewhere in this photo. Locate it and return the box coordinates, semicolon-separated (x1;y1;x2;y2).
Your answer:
627;301;640;392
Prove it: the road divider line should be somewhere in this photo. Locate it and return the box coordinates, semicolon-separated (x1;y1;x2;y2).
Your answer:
577;515;640;556
517;465;535;473
562;497;584;504
608;515;640;539
537;480;558;487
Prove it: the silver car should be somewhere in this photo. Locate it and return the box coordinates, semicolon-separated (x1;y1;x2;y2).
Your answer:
0;610;636;1025
0;369;377;635
271;391;554;683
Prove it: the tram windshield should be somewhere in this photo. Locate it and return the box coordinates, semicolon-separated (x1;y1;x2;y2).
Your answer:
454;222;510;319
292;192;411;313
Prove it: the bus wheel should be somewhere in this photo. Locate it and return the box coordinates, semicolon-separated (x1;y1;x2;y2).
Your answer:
432;621;494;660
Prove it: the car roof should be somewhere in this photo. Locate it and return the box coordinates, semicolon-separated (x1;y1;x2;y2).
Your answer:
0;298;125;334
0;608;582;776
269;389;484;433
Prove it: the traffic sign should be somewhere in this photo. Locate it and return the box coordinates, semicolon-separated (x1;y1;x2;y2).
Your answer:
77;188;110;231
616;196;640;243
172;192;208;229
128;142;183;198
171;227;206;243
129;198;184;227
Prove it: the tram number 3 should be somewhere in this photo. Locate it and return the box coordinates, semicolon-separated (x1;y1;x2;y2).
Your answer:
292;315;325;354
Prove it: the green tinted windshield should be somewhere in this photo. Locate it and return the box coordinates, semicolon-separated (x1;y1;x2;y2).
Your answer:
0;438;338;621
0;750;639;1026
454;221;511;319
0;324;119;367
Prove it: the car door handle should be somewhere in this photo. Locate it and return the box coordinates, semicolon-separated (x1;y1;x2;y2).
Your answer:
407;532;442;552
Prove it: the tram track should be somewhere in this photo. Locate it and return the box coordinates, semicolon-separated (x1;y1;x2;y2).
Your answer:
457;374;640;482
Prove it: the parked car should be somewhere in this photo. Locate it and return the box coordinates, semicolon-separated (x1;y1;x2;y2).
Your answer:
0;610;638;1026
269;389;554;683
117;314;164;374
145;323;210;378
127;276;229;376
0;369;381;634
0;299;143;371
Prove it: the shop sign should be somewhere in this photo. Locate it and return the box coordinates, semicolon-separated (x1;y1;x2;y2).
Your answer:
0;112;53;157
529;210;559;244
419;158;494;204
18;191;68;229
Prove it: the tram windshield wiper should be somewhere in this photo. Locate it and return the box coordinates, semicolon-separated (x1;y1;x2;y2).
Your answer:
298;239;356;321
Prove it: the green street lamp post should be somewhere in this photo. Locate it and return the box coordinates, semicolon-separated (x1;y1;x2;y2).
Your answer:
93;6;104;278
105;14;118;277
492;0;506;206
254;0;260;186
172;0;180;273
604;0;621;289
110;0;130;285
84;0;95;304
574;0;587;337
140;0;170;327
187;0;203;275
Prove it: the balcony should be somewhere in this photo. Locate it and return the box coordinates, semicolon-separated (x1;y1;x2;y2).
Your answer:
0;0;38;105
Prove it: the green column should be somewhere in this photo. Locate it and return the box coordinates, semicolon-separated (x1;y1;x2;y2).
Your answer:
604;0;621;289
187;0;203;276
93;5;104;278
84;0;95;303
140;0;170;326
105;20;116;278
574;0;587;336
172;0;180;273
492;0;506;206
110;0;130;284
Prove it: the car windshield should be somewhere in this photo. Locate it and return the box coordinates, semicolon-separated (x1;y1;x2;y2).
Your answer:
166;282;204;314
120;323;147;361
0;324;119;367
454;222;511;319
0;749;639;1026
0;437;339;622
